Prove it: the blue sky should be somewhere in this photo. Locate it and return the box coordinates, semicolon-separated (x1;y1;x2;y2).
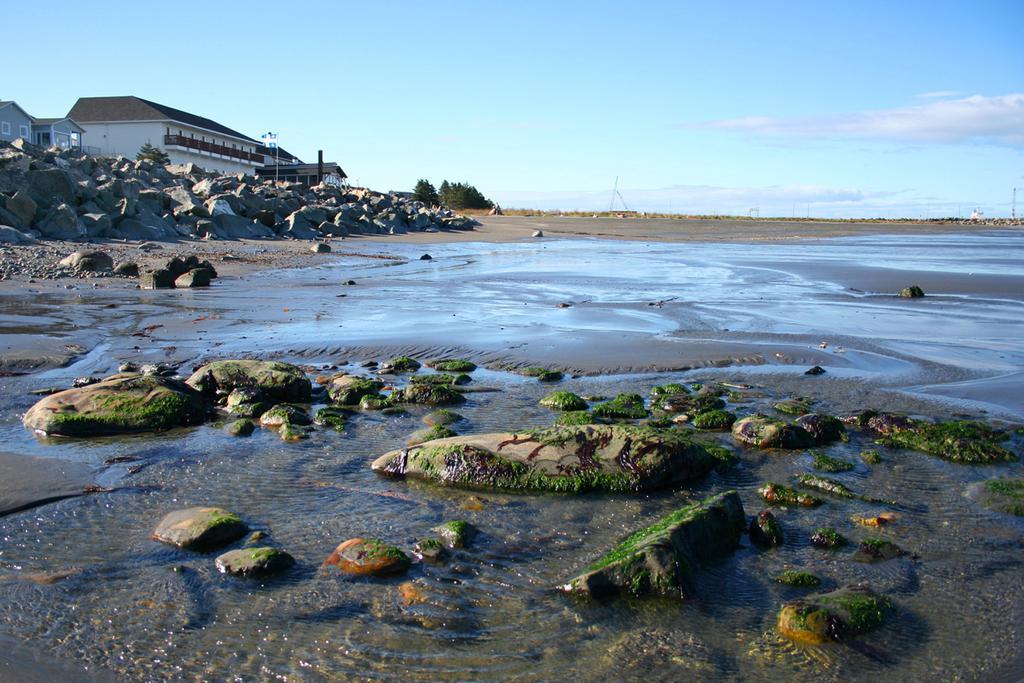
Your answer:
4;1;1022;217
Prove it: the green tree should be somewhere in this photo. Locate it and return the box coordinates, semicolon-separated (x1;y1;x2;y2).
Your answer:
412;179;439;205
438;180;493;210
136;143;169;164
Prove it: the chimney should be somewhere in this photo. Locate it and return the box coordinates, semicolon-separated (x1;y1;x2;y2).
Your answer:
317;150;324;185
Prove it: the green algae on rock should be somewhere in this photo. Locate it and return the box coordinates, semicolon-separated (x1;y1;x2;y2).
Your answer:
397;383;466;406
422;409;464;426
860;449;882;464
23;373;208;437
759;482;822;507
778;585;893;644
324;538;410;576
152;506;248;551
409;373;471;386
314;406;351;431
413;537;448;562
186;360;312;404
810;527;848;549
562;490;745;598
749;509;784;547
898;285;925;298
408;424;457;446
427;359;477;372
592;393;648;420
795;414;846;444
852;538;907;563
556;410;596;426
326;375;385;405
518;367;564;382
879;419;1017;464
811;451;855;472
775;571;821;588
539;391;588;411
224;387;272;418
431;520;477;548
215;546;295;578
372;425;724;493
692;409;736;430
381;356;421;372
795;473;858;499
225;419;256;437
981;478;1024;516
774;398;813;416
732;415;815;450
650;383;689;400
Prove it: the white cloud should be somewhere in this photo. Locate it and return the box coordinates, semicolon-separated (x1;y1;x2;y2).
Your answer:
916;90;961;99
683;93;1024;146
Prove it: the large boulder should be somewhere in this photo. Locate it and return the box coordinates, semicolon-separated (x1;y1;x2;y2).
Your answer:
186;360;312;405
562;490;745;598
326;374;384;405
27;167;77;205
59;250;114;272
6;190;37;226
0;226;37;244
732;415;815;449
152;506;248;550
36;203;85;240
777;585;893;644
372;425;725;493
23;373;208;436
323;538;410;576
215;546;295;577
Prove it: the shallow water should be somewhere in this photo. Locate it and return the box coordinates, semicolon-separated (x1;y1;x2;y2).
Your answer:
0;232;1022;681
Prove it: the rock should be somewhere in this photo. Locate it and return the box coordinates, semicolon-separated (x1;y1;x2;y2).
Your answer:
539;391;588;411
27;167;77;205
372;424;725;493
0;225;37;244
152;506;248;550
187;360;312;405
140;269;175;289
427;359;477;372
323;538;410;576
749;509;783;546
58;250;113;272
852;538;907;563
811;451;854;472
225;419;256;437
114;262;139;277
692;409;736;430
215;547;295;577
795;414;845;444
980;478;1024;516
326;374;384;405
592;393;648;419
898;285;925;298
532;230;543;237
36;203;85;240
777;585;893;644
413;538;448;562
80;212;112;236
518;366;563;382
175;268;211;288
810;527;848;549
732;416;815;449
773;397;813;415
314;406;351;430
408;424;457;445
409;373;470;387
258;404;311;428
419;253;432;260
381;356;421;372
431;520;476;548
562;490;745;598
396;383;465;406
879;419;1016;464
224;387;272;418
22;373;208;436
556;410;595;426
758;482;822;507
6;190;37;226
805;365;826;375
775;571;820;587
310;242;331;253
422;409;463;426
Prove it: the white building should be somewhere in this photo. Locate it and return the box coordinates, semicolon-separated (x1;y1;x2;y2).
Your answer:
67;96;263;174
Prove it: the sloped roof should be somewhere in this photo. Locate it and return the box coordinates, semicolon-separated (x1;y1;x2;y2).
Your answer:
0;100;33;119
32;117;86;132
67;96;257;143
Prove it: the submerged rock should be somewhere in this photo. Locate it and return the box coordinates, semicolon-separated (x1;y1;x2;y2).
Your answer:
324;538;410;576
795;414;845;444
749;509;784;547
852;538;907;563
980;478;1024;516
539;391;588;411
758;482;822;507
774;398;813;416
187;360;312;405
396;383;465;406
810;527;848;549
777;585;893;644
372;425;725;493
225;419;255;437
152;507;248;550
562;490;745;598
879;419;1017;464
422;408;463;426
732;416;815;449
518;367;563;382
811;451;854;472
215;546;295;577
775;571;820;588
314;406;351;430
556;410;595;426
592;393;648;419
23;373;207;436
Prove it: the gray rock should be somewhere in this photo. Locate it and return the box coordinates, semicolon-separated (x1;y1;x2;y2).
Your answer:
80;213;112;236
114;262;139;277
310;242;331;253
27;168;77;205
6;190;37;226
175;268;211;288
59;250;114;272
36;204;85;240
0;226;37;244
215;546;295;577
140;269;175;289
152;507;248;550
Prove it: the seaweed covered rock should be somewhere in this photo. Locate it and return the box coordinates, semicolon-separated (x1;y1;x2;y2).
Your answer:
381;356;421;372
879;420;1017;464
810;527;848;549
431;520;476;548
852;538;907;563
422;409;463;426
732;416;815;450
692;409;736;430
258;404;312;429
795;414;845;444
592;393;648;420
187;360;311;405
324;538;410;576
539;391;588;411
774;398;813;416
759;482;822;507
775;571;820;588
152;506;248;550
811;451;854;472
215;547;295;577
23;373;208;436
980;478;1024;516
372;425;724;493
778;585;893;644
225;419;255;437
409;373;471;386
397;383;466;406
556;410;595;426
314;406;351;430
518;367;563;382
898;285;925;298
408;424;457;446
562;490;745;598
326;374;384;405
427;359;477;372
749;509;784;546
224;387;272;418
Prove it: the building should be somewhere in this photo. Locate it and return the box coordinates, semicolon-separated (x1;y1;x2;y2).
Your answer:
0;101;34;143
67;96;264;174
254;161;347;187
31;117;85;150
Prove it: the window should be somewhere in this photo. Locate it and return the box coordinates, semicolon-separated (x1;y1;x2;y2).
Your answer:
19;125;29;138
0;121;9;135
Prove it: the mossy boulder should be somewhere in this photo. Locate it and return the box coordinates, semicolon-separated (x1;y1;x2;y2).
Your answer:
650;383;689;400
372;425;723;493
314;406;351;430
151;506;248;551
556;411;595;426
540;391;588;411
422;409;463;426
431;520;476;548
408;424;457;446
812;451;854;472
381;356;421;372
778;585;893;644
592;393;648;420
359;394;393;410
519;367;563;382
980;478;1024;515
749;509;783;546
898;285;925;298
326;374;384;405
654;392;725;415
225;419;255;437
410;373;471;386
796;414;846;444
23;373;208;437
323;538;410;576
879;420;1017;464
774;398;813;416
187;360;311;405
775;571;820;588
732;415;815;449
692;409;736;430
258;404;312;429
562;490;745;598
759;482;822;507
397;383;466;406
810;527;847;549
224;387;272;418
428;359;477;372
215;547;295;577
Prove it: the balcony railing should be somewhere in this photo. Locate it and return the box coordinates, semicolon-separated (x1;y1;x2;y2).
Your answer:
163;135;263;163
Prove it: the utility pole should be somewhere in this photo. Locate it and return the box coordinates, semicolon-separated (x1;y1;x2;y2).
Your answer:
1013;187;1020;220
